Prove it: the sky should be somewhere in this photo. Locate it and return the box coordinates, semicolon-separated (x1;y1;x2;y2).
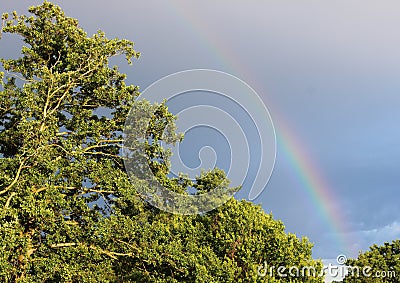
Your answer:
1;0;400;276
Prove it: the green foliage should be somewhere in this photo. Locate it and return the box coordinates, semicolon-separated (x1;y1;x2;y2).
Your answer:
111;199;323;282
0;2;140;281
0;2;324;282
341;240;400;283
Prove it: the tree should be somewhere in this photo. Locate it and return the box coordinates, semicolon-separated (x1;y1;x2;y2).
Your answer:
340;240;400;283
0;2;324;282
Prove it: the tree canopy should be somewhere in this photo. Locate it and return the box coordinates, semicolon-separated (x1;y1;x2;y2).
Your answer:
340;240;399;283
0;2;323;282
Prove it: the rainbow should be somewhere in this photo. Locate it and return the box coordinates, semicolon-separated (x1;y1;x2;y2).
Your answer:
277;118;351;255
167;2;353;256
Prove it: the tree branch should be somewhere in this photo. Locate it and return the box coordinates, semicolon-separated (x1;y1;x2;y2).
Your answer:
51;185;115;195
0;158;25;195
89;245;133;260
81;139;123;152
50;242;77;248
4;192;16;209
49;242;133;260
33;187;47;194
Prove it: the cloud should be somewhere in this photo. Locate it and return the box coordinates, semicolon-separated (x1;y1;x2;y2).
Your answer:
347;221;400;256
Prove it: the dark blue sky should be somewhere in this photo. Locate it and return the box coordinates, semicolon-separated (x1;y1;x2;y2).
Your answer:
2;1;400;271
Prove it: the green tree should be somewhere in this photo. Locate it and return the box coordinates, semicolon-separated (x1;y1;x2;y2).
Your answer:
340;240;400;283
0;2;324;282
